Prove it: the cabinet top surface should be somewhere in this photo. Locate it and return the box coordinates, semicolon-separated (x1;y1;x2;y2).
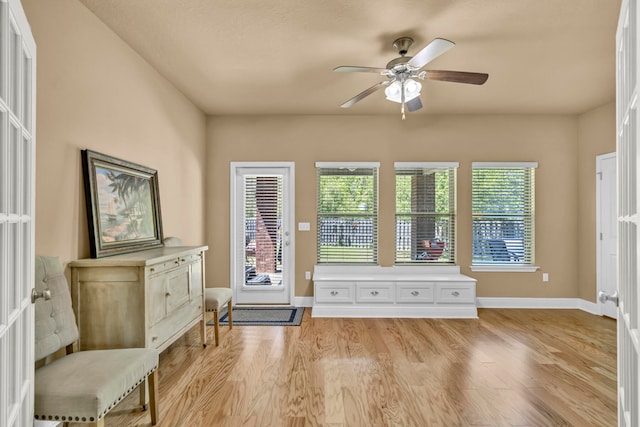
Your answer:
69;246;208;267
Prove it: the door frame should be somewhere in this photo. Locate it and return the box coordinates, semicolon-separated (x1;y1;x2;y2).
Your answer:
596;152;617;318
230;162;295;305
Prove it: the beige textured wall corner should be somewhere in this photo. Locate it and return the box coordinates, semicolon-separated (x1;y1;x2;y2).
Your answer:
23;0;207;264
577;102;616;302
207;114;581;299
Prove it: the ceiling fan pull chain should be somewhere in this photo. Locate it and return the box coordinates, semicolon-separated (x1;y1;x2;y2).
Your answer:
401;80;406;120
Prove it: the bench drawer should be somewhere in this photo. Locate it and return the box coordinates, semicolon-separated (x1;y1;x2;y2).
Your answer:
315;282;355;303
356;282;394;303
436;283;476;304
396;282;435;303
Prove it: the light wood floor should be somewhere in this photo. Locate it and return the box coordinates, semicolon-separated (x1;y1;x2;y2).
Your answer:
88;309;617;427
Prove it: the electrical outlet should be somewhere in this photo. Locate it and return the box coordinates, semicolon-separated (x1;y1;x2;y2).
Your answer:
542;273;549;282
305;271;311;280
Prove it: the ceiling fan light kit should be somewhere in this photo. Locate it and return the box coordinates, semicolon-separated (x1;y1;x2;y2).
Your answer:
384;79;422;103
334;36;489;119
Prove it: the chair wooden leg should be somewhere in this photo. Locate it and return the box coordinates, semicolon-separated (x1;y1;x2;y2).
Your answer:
139;379;147;411
199;308;207;348
227;300;233;329
148;369;159;425
89;419;105;427
214;309;220;346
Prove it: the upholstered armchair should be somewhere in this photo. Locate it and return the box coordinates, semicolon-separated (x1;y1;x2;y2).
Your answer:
33;256;159;426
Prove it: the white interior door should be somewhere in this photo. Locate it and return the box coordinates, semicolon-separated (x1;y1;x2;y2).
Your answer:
616;1;639;425
230;163;294;305
0;0;36;426
597;153;618;319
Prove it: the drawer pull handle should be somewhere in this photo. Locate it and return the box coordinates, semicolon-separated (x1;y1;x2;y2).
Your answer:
152;336;158;341
330;291;338;296
371;291;379;296
411;291;419;296
166;292;172;297
150;268;155;272
452;291;460;297
175;260;180;265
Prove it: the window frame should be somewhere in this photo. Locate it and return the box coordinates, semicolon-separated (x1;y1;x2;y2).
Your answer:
470;162;539;273
394;162;458;265
315;162;379;264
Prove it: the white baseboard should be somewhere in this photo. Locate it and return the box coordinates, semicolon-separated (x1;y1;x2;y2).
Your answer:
296;296;602;315
293;296;314;307
477;297;601;315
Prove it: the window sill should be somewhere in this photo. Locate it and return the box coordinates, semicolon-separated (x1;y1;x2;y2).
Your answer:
469;265;540;273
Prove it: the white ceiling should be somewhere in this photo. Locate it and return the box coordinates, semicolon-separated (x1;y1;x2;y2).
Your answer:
78;0;621;116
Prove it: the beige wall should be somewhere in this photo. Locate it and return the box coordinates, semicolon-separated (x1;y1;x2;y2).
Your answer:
207;114;592;298
23;0;207;264
23;0;614;301
577;102;616;302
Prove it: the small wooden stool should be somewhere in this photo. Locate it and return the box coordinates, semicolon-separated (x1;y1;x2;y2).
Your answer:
204;288;233;346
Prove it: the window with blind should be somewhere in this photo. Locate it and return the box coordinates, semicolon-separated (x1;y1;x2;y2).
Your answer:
395;163;457;264
471;162;537;267
316;162;379;263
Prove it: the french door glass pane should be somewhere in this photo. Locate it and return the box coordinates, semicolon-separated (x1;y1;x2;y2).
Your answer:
244;175;283;286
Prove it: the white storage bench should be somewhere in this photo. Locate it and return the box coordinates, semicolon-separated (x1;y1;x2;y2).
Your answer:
312;265;477;318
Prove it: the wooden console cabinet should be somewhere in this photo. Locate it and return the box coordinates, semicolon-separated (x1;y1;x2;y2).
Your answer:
312;265;477;318
69;246;208;352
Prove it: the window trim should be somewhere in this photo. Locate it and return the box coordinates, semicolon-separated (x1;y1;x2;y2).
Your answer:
471;162;538;271
316;162;379;264
394;162;458;265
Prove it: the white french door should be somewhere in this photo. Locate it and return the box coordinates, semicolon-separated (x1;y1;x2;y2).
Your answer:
616;0;640;425
230;163;294;305
597;153;618;319
0;0;36;426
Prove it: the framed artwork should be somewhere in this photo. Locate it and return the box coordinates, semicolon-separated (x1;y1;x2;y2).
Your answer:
81;149;164;258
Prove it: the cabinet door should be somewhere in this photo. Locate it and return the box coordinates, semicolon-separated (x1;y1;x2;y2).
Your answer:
166;266;190;312
148;273;166;326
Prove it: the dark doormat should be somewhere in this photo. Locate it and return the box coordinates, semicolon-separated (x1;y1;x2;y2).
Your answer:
208;306;304;326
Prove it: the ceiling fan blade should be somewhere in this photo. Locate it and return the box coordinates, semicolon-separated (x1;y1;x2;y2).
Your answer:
334;66;389;73
425;70;489;85
407;38;455;69
406;96;423;112
340;81;391;108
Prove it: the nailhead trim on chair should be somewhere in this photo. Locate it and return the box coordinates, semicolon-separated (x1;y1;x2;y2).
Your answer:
34;366;157;423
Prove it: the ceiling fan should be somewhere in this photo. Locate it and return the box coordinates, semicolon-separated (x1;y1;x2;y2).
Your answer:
334;37;489;119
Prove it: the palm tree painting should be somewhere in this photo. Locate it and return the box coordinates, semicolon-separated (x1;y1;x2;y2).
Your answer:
96;166;156;243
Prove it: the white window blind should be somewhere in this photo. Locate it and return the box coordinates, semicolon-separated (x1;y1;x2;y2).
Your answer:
244;175;283;280
316;163;379;263
394;163;457;264
471;163;536;265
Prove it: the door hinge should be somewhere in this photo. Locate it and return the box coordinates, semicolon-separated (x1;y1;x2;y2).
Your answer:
600;232;603;240
597;171;603;180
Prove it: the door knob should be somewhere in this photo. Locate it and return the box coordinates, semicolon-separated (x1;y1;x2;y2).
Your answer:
598;290;619;306
31;288;52;304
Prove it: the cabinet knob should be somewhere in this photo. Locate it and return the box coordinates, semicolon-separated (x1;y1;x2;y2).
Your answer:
371;290;379;296
451;291;460;297
152;336;158;341
330;291;338;296
166;292;172;297
411;291;419;296
150;268;155;273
